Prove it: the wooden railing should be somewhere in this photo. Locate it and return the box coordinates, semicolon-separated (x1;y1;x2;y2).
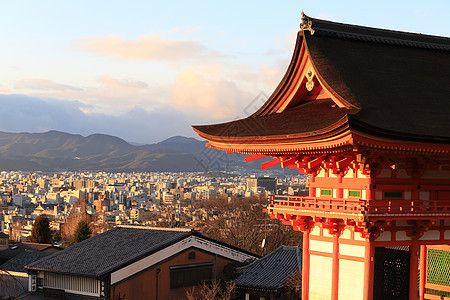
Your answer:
268;195;450;216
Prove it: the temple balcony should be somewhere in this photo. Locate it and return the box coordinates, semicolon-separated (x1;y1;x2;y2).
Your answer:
266;195;450;222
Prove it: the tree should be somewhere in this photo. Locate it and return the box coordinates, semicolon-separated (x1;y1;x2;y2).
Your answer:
61;200;90;245
186;280;236;300
197;195;303;255
29;214;52;244
71;219;92;245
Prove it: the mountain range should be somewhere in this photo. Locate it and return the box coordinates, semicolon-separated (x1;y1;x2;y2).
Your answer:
0;131;277;173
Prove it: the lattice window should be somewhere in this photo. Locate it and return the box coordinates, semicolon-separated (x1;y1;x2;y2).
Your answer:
320;189;332;196
427;249;450;286
384;191;403;198
348;190;361;198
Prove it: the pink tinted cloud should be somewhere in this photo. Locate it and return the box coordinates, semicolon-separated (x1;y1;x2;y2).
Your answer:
74;34;223;61
14;78;81;91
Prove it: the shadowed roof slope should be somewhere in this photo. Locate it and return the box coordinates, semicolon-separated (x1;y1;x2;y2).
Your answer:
234;245;302;291
304;16;450;139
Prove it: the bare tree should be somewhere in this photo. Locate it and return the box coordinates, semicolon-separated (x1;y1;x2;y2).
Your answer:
198;196;302;255
186;280;236;300
284;269;302;299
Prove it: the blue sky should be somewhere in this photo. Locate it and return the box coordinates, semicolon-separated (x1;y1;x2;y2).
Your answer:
1;1;448;143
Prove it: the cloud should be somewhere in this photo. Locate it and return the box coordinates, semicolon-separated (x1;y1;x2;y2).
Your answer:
15;78;81;91
97;75;148;89
8;76;166;115
170;69;252;120
0;94;193;144
74;34;223;62
266;30;298;56
0;85;10;93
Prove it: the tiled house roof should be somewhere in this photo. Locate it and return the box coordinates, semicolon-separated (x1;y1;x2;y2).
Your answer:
26;227;258;277
234;245;302;292
0;250;49;273
26;227;193;277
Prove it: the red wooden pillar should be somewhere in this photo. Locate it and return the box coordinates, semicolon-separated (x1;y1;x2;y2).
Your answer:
336;175;343;198
364;240;374;300
410;243;419;300
419;245;427;300
302;231;310;300
331;234;339;300
309;174;316;197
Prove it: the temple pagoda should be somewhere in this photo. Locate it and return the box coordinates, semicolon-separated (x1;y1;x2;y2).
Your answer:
193;13;450;300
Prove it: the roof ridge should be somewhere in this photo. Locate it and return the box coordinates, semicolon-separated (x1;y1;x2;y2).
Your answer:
117;225;193;232
301;12;450;51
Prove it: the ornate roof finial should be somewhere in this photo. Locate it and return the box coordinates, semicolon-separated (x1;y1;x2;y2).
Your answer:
300;11;315;35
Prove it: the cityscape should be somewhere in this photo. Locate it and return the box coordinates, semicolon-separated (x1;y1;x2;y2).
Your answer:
0;170;308;243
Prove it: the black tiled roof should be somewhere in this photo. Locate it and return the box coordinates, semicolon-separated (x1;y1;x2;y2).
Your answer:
27;227;194;277
194;14;450;143
0;250;49;272
234;245;301;291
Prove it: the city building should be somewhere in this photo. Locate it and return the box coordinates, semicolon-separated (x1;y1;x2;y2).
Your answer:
193;13;450;300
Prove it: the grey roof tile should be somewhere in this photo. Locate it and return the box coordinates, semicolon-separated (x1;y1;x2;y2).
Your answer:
234;245;301;291
27;227;193;277
0;250;49;272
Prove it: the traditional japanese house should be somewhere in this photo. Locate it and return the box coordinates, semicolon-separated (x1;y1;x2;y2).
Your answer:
193;13;450;300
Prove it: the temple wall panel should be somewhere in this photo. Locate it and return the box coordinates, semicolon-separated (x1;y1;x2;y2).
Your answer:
375;231;392;242
344;168;354;178
329;172;338;178
361;189;367;200
419;230;440;241
354;232;365;241
419;191;430;200
445;230;450;239
323;230;333;238
422;170;450;179
310;239;333;253
340;229;351;239
396;169;411;178
376;169;392;178
343;189;348;198
375;190;382;200
404;190;412;200
310;226;320;236
316;169;326;178
309;255;332;300
339;243;365;258
338;259;364;300
396;231;411;241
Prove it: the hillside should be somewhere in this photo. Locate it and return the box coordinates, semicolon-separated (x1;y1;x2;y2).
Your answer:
0;131;280;173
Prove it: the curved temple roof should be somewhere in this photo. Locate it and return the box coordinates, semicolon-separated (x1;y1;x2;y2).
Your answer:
193;14;450;150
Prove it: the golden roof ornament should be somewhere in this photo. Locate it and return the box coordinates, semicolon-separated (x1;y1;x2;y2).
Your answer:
300;11;315;35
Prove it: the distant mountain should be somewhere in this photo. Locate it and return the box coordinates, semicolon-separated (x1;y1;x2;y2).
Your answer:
0;131;288;173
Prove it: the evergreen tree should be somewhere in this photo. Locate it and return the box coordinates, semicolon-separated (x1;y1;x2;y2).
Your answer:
72;219;92;245
29;214;52;244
